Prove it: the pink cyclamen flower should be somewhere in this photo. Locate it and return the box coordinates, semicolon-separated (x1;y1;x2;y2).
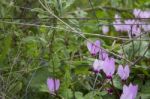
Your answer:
140;11;150;18
124;20;141;38
113;14;126;32
87;40;100;55
47;78;60;94
120;83;138;99
102;25;109;34
133;9;150;18
117;65;130;80
93;59;104;73
99;49;108;61
142;23;150;32
102;57;115;79
133;9;142;18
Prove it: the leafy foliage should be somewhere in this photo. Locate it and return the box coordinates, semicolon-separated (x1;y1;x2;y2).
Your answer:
0;0;150;99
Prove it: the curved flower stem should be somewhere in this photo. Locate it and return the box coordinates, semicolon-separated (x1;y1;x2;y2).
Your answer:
111;78;120;99
98;78;107;91
93;74;99;89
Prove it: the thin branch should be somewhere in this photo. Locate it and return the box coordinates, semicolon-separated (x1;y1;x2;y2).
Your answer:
68;6;131;14
38;0;86;39
131;45;149;66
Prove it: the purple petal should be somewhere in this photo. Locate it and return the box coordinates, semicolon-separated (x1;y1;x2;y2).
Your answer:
47;78;60;94
87;41;92;53
87;40;100;55
121;83;138;99
129;83;138;99
55;79;60;91
117;65;124;79
93;59;104;73
102;25;109;34
117;65;130;80
95;40;100;46
93;40;101;54
124;65;130;79
121;85;132;99
120;92;132;99
99;50;108;61
103;57;115;78
133;9;142;18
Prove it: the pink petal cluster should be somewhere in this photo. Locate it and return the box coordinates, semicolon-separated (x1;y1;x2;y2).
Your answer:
117;65;130;80
47;78;60;94
124;20;141;37
113;14;125;32
99;49;108;61
133;9;150;18
133;9;142;18
87;40;100;55
88;40;115;78
113;14;142;37
88;40;113;75
92;57;115;78
102;57;115;78
87;40;138;98
120;83;138;99
113;9;150;37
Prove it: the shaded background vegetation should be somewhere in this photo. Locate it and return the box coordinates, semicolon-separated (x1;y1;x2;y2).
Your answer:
1;0;150;99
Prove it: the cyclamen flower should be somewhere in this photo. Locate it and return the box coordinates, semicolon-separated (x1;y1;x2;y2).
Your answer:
117;65;130;80
102;57;115;79
139;11;150;18
113;21;122;32
47;78;60;94
113;14;143;38
142;23;150;32
102;25;109;34
133;9;150;18
87;40;100;55
93;59;104;73
120;83;138;99
99;49;108;61
113;14;125;32
124;20;141;37
142;11;150;18
133;9;142;18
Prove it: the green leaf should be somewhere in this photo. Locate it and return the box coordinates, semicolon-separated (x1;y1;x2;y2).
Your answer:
84;91;103;99
139;80;150;99
75;92;84;99
29;67;50;92
113;76;122;90
61;89;73;99
31;8;46;13
120;41;149;59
